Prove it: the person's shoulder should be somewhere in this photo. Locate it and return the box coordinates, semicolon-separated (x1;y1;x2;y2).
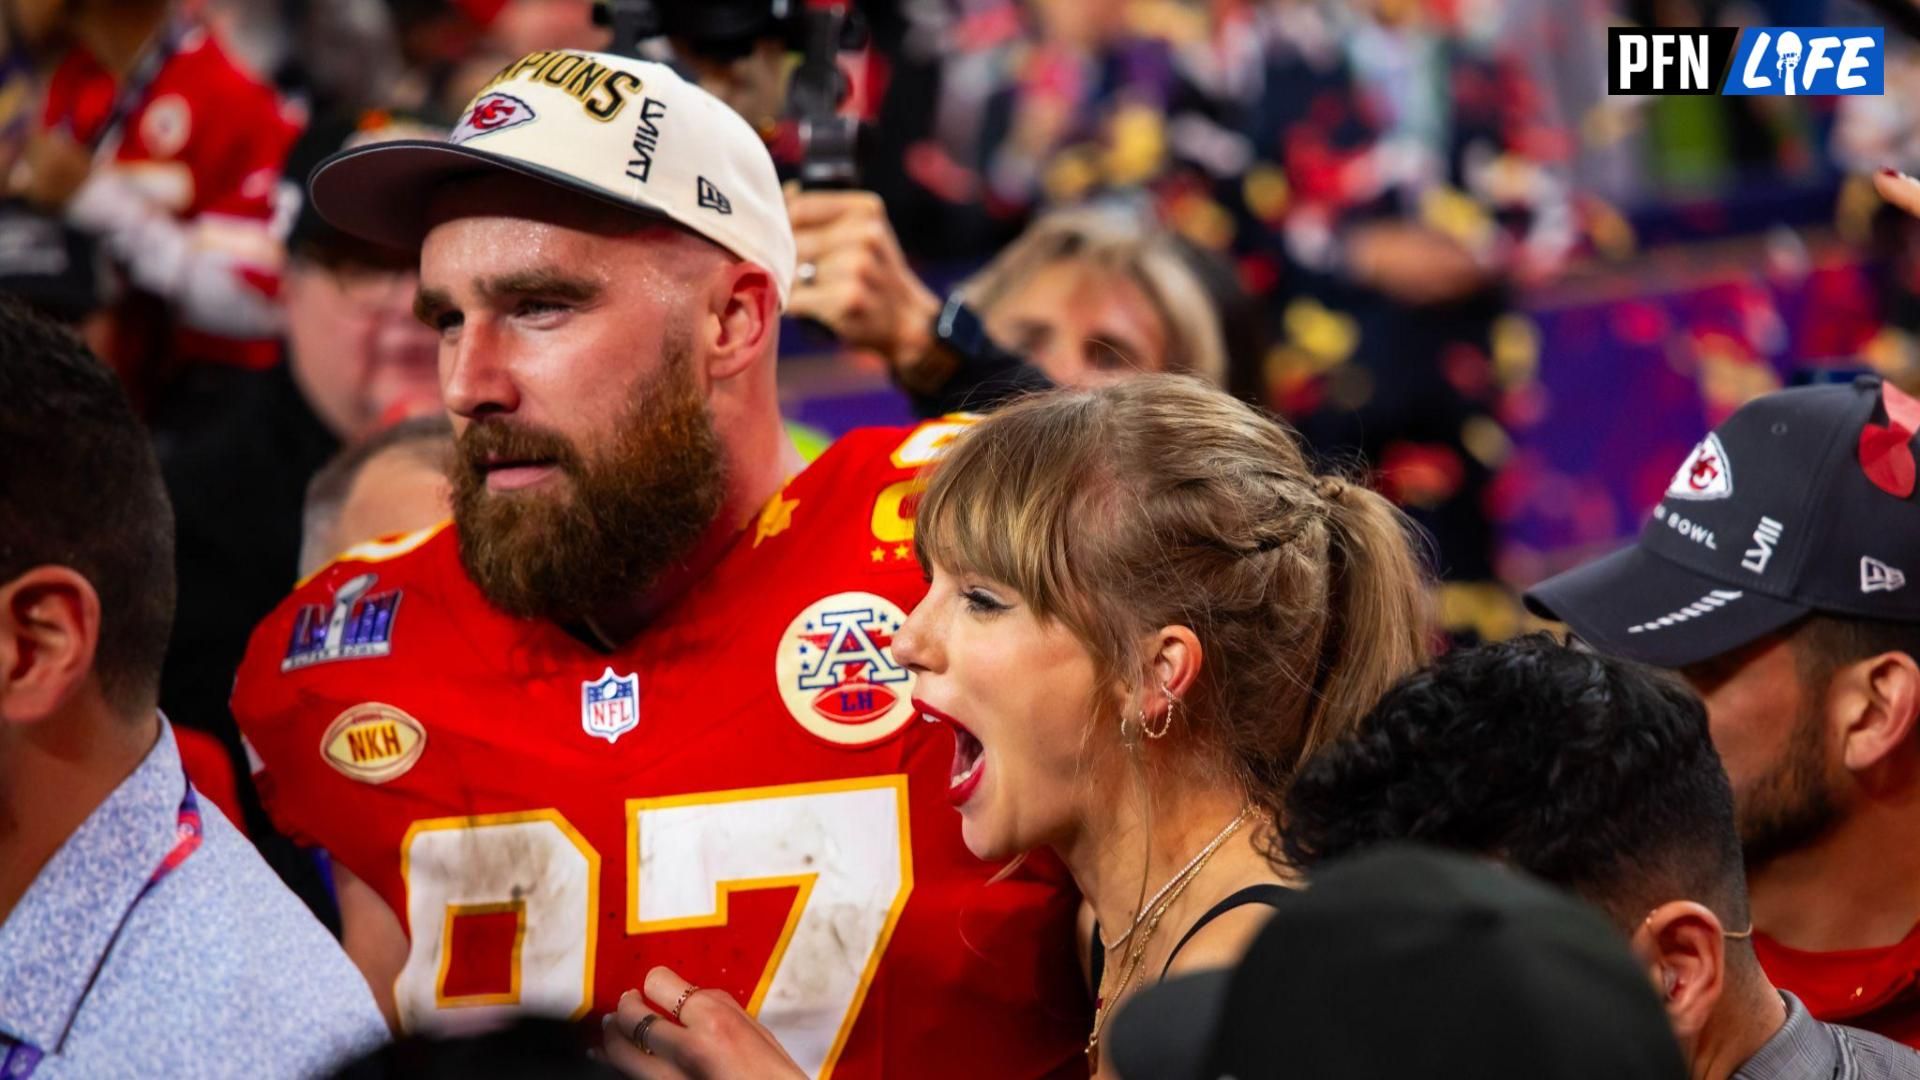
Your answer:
231;522;464;719
1835;1020;1920;1078
105;801;386;1072
275;520;459;633
791;416;979;498
166;25;284;103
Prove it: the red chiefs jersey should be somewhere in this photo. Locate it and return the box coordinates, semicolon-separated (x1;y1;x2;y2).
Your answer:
43;25;298;371
232;422;1090;1078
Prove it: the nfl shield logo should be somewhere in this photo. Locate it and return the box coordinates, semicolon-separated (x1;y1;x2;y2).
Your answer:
580;667;640;744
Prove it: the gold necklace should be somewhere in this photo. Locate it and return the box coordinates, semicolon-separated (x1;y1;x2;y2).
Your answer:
1099;808;1251;952
1085;808;1251;1071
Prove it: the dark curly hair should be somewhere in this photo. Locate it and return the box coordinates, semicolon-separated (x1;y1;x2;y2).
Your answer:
1283;634;1748;930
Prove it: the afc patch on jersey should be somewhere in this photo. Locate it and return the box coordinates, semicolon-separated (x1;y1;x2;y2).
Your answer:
320;703;426;783
282;572;401;672
582;667;641;744
776;592;916;748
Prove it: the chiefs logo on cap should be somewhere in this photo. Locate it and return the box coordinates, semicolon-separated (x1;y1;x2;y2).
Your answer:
452;93;536;144
1667;433;1733;501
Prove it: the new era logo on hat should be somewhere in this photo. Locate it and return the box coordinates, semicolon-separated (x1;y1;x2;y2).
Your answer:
305;49;796;306
1527;376;1920;668
697;177;732;215
1863;556;1907;594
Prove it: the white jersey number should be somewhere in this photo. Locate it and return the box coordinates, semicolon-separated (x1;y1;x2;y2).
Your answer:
394;777;912;1079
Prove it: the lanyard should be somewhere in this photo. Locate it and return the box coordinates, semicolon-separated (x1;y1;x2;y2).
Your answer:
0;781;203;1078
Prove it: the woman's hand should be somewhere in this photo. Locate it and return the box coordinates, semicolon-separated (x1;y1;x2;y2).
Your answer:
601;966;808;1080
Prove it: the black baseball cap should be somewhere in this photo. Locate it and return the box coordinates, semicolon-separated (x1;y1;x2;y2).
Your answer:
1108;846;1686;1080
1525;375;1920;669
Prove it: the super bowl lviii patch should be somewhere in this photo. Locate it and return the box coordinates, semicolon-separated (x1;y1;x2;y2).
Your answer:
776;592;916;748
282;572;401;672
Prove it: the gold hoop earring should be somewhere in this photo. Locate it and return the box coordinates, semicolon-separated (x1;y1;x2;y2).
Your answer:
1144;684;1177;740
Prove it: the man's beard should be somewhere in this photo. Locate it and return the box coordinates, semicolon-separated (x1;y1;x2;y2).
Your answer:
1737;698;1844;869
450;338;726;624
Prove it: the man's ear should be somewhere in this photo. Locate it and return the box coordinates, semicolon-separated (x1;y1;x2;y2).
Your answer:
1630;900;1727;1042
0;566;101;726
1826;650;1920;774
702;261;780;384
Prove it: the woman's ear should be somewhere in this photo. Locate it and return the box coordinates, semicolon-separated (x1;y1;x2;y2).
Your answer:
1139;625;1204;727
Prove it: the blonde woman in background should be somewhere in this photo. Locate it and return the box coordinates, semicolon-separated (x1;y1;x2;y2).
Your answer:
957;204;1228;387
784;189;1232;403
605;376;1432;1080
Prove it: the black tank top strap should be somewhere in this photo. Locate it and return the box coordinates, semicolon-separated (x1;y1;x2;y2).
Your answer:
1089;920;1105;993
1159;884;1292;980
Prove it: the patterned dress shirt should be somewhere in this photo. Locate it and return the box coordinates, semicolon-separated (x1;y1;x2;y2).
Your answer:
0;722;386;1078
1736;992;1920;1080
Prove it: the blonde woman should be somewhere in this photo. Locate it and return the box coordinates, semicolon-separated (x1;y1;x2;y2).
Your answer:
785;190;1232;408
605;377;1432;1079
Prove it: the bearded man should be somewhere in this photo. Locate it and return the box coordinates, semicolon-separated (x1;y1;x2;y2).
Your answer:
1528;377;1920;1049
229;51;1087;1077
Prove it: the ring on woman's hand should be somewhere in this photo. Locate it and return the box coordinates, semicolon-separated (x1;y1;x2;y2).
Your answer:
672;985;703;1023
797;261;818;285
633;1013;660;1055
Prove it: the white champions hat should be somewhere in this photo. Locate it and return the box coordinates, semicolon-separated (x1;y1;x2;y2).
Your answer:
307;49;796;306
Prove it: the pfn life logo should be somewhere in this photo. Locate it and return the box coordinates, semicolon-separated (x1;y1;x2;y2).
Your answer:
1608;27;1883;95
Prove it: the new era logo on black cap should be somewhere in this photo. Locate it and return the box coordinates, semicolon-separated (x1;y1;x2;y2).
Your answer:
1527;376;1920;669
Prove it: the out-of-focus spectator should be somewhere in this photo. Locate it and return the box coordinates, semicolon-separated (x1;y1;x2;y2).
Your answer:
11;0;303;420
959;202;1228;385
1527;379;1920;1049
0;299;386;1078
786;188;1238;414
1283;635;1920;1078
1110;846;1690;1080
157;111;442;927
200;0;409;118
299;416;454;580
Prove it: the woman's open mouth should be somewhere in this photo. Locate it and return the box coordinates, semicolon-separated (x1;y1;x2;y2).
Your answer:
916;699;986;807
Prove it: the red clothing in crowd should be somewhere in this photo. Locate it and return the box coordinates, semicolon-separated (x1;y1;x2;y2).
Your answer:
42;22;301;376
